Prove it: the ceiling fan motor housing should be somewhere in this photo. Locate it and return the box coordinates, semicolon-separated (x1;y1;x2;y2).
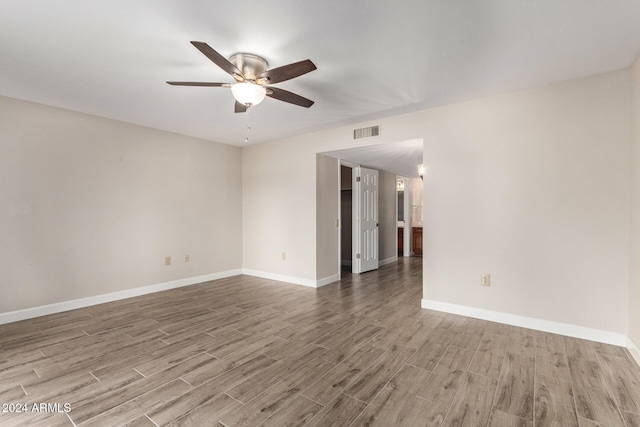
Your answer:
229;53;268;82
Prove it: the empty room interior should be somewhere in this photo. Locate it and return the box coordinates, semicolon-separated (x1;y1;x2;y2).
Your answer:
2;1;640;426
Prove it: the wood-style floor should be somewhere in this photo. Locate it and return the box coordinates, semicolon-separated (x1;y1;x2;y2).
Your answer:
1;258;640;426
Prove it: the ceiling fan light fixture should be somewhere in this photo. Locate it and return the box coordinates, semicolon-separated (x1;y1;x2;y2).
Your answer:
231;82;266;107
168;42;316;113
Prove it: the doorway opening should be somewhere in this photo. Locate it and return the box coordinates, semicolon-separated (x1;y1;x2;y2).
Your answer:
322;138;424;281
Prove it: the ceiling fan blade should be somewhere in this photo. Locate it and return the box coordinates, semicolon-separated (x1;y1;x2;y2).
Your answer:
235;101;247;113
190;41;244;81
259;59;316;84
166;81;227;87
266;87;314;108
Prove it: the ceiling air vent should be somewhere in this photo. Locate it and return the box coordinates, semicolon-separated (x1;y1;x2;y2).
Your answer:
353;125;380;140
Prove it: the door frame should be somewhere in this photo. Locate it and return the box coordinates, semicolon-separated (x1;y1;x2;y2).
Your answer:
396;175;412;257
337;160;360;280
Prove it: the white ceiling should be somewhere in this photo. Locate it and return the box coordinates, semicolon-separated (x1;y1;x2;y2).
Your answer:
2;1;640;148
323;139;424;178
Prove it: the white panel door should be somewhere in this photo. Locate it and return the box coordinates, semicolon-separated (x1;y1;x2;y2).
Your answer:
352;167;379;274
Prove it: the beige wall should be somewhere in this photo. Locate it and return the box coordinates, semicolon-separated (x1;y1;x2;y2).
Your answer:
243;69;631;335
242;137;317;280
630;57;640;346
421;71;630;334
0;96;242;313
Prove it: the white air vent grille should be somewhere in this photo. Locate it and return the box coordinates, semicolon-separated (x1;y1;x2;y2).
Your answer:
353;125;380;139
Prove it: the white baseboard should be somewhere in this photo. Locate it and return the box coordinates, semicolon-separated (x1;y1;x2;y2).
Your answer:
1;267;340;325
628;337;640;367
0;269;242;326
316;274;340;288
242;269;339;289
380;256;398;267
242;259;396;288
341;258;394;270
421;298;627;347
242;269;317;288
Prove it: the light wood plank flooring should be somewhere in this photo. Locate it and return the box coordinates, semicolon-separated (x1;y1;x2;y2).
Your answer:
1;258;639;426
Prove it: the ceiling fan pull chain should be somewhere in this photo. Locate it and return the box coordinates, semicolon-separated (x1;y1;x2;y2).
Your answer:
245;106;251;144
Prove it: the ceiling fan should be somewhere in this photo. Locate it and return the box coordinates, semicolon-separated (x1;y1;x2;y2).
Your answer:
167;41;316;113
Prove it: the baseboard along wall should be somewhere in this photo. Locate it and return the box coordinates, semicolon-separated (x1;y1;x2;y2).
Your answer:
0;269;242;326
2;269;636;367
422;298;628;347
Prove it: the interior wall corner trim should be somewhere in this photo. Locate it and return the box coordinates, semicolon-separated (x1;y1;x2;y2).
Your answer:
316;274;340;288
628;337;640;368
241;269;320;288
242;269;342;288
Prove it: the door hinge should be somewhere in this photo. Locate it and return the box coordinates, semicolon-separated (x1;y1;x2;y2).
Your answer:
356;253;361;259
356;176;361;182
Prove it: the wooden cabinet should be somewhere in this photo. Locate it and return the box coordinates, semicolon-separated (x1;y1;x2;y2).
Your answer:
400;227;423;256
412;227;423;256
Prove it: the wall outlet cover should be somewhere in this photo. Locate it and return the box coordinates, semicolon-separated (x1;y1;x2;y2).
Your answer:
481;273;491;286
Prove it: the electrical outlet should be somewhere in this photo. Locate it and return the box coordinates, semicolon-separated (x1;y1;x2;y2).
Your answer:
164;256;171;266
282;251;286;261
184;254;190;263
481;273;491;287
